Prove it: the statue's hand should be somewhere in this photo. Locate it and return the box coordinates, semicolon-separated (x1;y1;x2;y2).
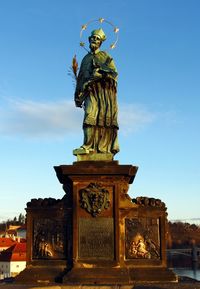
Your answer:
74;91;84;108
75;99;82;108
91;68;102;80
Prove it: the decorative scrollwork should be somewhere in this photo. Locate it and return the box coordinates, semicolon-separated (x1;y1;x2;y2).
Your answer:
132;197;166;208
27;198;62;208
79;183;110;217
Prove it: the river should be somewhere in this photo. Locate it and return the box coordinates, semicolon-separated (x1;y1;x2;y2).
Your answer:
173;267;200;281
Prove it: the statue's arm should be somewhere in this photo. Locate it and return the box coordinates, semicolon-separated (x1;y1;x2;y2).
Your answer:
74;59;89;107
74;72;84;107
101;58;118;80
93;54;118;81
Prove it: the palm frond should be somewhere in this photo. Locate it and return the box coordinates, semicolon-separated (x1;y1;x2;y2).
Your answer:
69;55;79;82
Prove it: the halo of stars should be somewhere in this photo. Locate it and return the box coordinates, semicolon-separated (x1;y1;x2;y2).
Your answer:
80;18;119;51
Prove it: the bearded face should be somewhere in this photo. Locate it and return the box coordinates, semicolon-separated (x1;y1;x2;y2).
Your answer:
89;35;102;52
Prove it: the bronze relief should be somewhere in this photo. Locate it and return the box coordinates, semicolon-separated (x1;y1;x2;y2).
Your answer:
125;218;160;259
33;218;65;259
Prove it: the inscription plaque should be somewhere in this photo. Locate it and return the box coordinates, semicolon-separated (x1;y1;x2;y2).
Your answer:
79;218;114;260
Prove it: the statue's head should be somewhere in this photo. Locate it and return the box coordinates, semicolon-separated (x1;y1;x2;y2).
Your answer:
89;28;106;52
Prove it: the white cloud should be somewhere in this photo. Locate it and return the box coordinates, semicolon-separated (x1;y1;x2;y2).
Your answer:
0;97;156;139
119;103;156;135
0;98;83;138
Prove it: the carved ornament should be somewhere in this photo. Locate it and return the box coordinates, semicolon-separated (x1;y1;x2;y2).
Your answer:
79;183;110;217
132;197;166;208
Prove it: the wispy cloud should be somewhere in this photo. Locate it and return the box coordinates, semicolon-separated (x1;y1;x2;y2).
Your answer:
0;98;82;138
0;97;156;139
119;103;156;135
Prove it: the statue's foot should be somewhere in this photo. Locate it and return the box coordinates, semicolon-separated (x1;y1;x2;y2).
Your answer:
111;149;119;155
73;146;96;155
73;147;90;155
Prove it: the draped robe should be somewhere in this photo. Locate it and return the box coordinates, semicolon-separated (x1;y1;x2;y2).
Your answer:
75;50;119;154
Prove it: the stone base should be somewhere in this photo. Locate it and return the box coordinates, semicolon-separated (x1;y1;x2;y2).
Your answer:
73;150;114;161
63;268;130;284
63;267;177;284
19;161;177;285
129;267;178;282
15;266;177;285
3;280;200;289
14;265;66;284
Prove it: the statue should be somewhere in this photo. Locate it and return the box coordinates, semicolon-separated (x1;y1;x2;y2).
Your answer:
73;28;119;158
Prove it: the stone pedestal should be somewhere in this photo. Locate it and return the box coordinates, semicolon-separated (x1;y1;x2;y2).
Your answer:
16;160;177;284
54;161;177;284
15;197;72;284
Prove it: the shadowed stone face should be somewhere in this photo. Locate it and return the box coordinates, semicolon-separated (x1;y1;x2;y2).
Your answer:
89;35;102;52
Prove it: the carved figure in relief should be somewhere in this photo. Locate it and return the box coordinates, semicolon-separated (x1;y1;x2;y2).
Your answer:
38;240;53;257
137;239;150;258
129;238;150;259
145;237;160;258
129;241;137;256
33;219;65;259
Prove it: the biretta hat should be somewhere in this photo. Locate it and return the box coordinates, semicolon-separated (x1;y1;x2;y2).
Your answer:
90;28;106;41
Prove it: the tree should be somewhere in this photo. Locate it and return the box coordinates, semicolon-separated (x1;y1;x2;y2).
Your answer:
18;213;25;224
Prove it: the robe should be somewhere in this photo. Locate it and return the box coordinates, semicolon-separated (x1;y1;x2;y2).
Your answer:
75;50;119;154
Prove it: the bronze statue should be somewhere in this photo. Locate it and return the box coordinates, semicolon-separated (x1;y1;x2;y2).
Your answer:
73;28;119;157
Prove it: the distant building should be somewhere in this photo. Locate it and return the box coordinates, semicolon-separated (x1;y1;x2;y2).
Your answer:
16;224;26;239
0;238;16;252
0;224;26;241
0;242;26;279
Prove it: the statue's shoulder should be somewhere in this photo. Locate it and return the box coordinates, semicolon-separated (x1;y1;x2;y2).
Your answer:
99;50;110;56
82;53;92;62
79;53;93;70
98;51;114;63
96;51;112;63
98;50;111;58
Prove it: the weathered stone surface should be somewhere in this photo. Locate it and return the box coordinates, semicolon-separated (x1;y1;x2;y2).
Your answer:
19;161;177;284
79;218;114;259
73;151;114;162
1;280;200;289
132;196;165;208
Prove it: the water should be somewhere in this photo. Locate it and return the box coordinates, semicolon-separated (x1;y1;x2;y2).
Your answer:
173;268;200;281
167;248;200;280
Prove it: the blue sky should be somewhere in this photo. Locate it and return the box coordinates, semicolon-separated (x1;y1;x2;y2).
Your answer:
0;0;200;222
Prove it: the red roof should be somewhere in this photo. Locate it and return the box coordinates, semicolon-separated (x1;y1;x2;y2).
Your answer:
19;238;26;243
0;237;16;248
0;243;26;261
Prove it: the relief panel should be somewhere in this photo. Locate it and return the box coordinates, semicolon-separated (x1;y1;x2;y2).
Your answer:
33;218;66;259
125;217;160;259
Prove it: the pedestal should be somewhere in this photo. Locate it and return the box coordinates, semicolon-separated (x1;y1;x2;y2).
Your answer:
16;160;177;284
54;161;177;284
15;197;71;284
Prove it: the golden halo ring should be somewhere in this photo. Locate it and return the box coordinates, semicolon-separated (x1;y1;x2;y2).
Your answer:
80;18;119;51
